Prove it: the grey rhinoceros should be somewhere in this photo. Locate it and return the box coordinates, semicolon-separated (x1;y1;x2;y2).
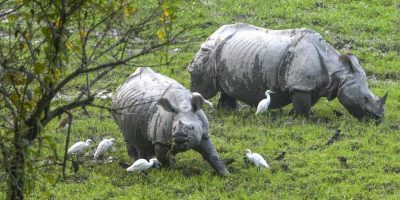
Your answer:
188;23;387;120
111;67;229;176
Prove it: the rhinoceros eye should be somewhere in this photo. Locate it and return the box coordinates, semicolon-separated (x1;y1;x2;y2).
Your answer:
364;96;369;103
191;126;194;130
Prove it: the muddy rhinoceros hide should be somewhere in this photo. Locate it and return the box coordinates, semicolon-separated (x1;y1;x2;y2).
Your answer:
188;23;387;121
112;67;229;175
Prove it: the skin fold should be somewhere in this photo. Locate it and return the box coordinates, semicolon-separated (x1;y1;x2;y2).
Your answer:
188;23;386;120
112;67;228;176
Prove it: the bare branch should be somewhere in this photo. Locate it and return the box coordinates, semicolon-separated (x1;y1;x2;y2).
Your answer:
0;124;13;130
42;96;94;126
0;0;8;7
0;4;23;18
29;39;166;127
0;88;17;118
90;5;162;61
0;137;11;177
33;0;53;31
61;109;72;180
54;39;168;94
40;64;115;126
1;65;49;91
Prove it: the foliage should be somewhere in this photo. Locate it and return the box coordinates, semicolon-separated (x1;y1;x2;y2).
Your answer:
0;0;182;199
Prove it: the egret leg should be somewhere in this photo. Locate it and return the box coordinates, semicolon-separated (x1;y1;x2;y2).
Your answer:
77;154;84;164
139;171;149;179
72;159;80;173
244;156;251;167
94;154;105;163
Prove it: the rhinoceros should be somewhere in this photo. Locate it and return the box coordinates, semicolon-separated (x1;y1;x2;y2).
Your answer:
111;67;228;176
188;23;387;120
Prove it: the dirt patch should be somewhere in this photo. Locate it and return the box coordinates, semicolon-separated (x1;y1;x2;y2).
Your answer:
384;165;400;174
181;167;201;178
333;38;354;50
314;2;327;9
389;123;400;130
199;21;216;29
366;71;400;80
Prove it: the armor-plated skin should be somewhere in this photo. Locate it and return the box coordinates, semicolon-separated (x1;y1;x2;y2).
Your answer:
188;23;387;120
112;67;228;176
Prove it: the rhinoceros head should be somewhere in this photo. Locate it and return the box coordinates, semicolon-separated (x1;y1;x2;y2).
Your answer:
188;47;218;99
337;54;387;121
158;92;206;151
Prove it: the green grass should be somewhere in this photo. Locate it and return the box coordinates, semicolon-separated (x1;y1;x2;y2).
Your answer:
1;0;400;199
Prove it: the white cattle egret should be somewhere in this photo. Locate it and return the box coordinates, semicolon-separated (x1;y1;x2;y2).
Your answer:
95;90;113;100
127;158;159;173
67;139;93;155
204;99;213;108
245;149;270;168
94;138;116;159
255;90;275;115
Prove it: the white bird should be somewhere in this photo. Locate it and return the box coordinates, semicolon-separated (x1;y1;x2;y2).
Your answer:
95;90;113;100
255;90;275;115
245;149;270;168
192;92;213;108
94;138;116;159
204;99;213;108
67;139;93;155
127;158;159;173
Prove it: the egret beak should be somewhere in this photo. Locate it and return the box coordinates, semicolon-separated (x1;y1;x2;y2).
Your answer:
266;90;275;94
153;161;161;168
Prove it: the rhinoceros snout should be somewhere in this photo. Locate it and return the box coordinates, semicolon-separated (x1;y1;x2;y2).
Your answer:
173;132;190;151
173;132;188;144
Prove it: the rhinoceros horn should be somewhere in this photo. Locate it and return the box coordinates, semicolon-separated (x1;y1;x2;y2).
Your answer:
378;91;388;108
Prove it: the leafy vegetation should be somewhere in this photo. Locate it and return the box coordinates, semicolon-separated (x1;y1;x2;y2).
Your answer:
1;0;400;199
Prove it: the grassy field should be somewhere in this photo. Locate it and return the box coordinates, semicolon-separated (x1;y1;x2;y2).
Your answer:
1;0;400;199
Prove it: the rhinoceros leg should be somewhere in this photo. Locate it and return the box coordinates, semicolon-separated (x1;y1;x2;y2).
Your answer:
126;143;140;160
154;143;172;166
217;92;237;110
126;143;154;160
194;137;229;176
269;92;292;109
290;90;312;116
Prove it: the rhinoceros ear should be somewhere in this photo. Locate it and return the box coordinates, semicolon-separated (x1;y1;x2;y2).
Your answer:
191;92;205;112
339;54;355;72
339;54;367;77
158;98;180;113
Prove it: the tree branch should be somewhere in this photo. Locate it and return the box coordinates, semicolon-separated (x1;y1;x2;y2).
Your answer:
0;4;23;18
41;96;94;126
0;88;17;119
2;65;49;91
61;109;72;180
90;4;162;61
54;39;169;94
